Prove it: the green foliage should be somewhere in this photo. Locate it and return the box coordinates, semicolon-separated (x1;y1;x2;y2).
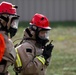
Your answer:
10;21;76;75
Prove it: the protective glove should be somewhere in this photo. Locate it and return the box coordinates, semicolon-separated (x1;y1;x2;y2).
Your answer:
42;41;54;60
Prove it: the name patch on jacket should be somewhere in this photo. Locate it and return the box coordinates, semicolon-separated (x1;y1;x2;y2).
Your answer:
26;48;32;53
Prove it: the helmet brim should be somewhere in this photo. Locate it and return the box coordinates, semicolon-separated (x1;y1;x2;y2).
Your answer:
42;27;51;30
30;23;51;30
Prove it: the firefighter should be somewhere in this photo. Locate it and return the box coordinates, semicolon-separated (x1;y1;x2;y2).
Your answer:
14;13;54;75
0;1;19;75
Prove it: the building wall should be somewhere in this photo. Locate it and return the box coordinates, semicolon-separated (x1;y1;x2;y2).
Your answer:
0;0;76;21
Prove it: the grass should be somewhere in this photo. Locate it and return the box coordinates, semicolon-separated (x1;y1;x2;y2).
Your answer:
9;21;76;75
47;26;76;75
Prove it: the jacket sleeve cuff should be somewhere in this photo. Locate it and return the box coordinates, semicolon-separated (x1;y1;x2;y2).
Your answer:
36;56;45;65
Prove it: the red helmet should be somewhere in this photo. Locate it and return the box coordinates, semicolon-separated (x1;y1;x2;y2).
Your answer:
0;1;17;15
30;13;51;30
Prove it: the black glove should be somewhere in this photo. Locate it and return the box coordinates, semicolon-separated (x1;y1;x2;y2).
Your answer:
42;41;54;60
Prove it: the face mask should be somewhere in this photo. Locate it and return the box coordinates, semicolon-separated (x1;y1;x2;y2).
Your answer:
36;29;50;46
9;15;19;38
39;30;50;40
11;19;19;29
9;27;17;38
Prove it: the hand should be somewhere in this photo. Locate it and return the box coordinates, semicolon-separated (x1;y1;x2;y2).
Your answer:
42;42;54;60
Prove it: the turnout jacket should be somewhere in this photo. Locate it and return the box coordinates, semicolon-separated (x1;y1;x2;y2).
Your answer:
15;28;51;75
0;31;16;73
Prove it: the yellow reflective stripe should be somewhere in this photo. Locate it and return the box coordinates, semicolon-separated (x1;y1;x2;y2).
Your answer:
36;56;45;65
15;48;22;67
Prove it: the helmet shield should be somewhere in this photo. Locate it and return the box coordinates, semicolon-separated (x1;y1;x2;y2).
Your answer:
38;30;50;40
0;14;19;38
35;27;50;46
10;15;19;29
9;15;19;38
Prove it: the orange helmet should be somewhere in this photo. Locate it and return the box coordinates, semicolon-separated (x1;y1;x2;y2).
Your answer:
0;1;17;15
30;13;51;30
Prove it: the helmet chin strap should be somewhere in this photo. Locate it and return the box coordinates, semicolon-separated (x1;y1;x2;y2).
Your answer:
25;28;33;37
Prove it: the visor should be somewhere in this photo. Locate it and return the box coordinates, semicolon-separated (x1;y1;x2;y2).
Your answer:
8;15;19;29
39;30;50;40
11;18;19;29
